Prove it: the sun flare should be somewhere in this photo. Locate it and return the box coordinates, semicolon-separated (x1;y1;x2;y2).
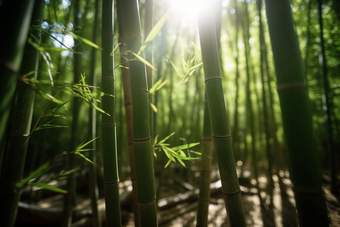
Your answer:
170;0;208;19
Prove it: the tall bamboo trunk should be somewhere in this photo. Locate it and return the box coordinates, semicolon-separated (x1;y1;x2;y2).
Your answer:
264;0;329;226
101;0;122;226
256;0;274;205
242;2;264;209
0;1;42;226
116;0;139;225
317;0;336;194
198;3;246;227
0;0;34;145
88;0;101;226
144;0;154;140
121;0;158;226
62;1;82;226
196;92;213;227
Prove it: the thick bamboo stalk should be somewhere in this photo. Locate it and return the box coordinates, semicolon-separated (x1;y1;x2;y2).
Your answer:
116;0;139;225
0;1;42;226
121;0;158;226
264;0;329;226
0;0;34;145
197;3;246;227
101;0;122;226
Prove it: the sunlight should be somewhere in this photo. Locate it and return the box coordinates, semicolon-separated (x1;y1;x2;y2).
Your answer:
170;0;210;20
170;0;229;19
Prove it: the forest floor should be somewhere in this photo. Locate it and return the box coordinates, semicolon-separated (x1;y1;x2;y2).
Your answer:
16;168;340;227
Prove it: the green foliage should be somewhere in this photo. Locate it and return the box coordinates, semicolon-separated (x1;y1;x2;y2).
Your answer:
153;132;200;168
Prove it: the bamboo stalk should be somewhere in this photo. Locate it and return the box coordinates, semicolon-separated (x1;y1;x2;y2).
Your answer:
121;0;158;226
62;1;82;226
0;0;34;144
264;0;329;226
101;0;122;226
116;0;139;225
197;3;246;227
88;0;101;226
196;92;213;227
0;1;42;226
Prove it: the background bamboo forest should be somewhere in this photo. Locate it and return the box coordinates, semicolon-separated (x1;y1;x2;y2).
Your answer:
0;0;340;226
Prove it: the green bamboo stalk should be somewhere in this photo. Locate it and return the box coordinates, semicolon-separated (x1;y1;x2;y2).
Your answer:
62;1;82;226
197;3;246;227
0;0;35;145
242;1;264;209
196;92;213;227
317;0;336;194
256;0;274;205
231;0;241;160
101;0;122;226
116;0;139;225
121;0;158;226
264;0;329;226
0;1;42;226
88;0;101;226
144;0;154;140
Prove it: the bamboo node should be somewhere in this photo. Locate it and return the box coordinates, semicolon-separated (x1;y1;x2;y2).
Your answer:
102;77;115;81
276;83;307;92
139;88;149;93
105;180;119;185
102;31;114;37
133;136;151;142
222;189;241;196
138;196;156;205
204;77;222;83
0;59;18;74
10;134;30;138
102;123;116;128
125;32;142;40
213;134;231;139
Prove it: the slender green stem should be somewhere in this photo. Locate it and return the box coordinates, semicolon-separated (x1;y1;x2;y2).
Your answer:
121;0;158;226
197;3;246;227
101;0;122;226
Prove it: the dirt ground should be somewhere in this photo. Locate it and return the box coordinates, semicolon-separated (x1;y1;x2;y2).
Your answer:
16;169;340;227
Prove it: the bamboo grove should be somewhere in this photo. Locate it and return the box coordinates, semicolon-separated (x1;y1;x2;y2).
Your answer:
0;0;339;226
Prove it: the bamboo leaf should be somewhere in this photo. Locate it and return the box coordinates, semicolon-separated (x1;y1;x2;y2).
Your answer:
15;162;50;189
130;51;157;71
36;90;64;104
176;157;186;168
110;43;121;56
153;135;159;147
75;152;94;164
170;60;182;78
33;124;68;132
171;142;200;151
29;182;67;194
149;78;164;94
150;103;158;113
75;137;98;152
139;10;170;54
164;159;172;168
157;132;175;144
69;32;102;50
